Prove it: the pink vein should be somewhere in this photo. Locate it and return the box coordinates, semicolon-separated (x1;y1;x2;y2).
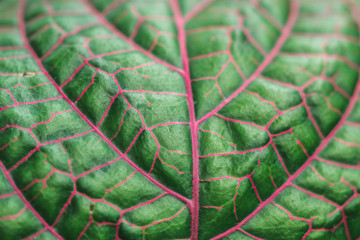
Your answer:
0;161;63;239
171;1;199;239
184;0;215;22
239;229;263;240
197;0;300;125
80;0;184;75
317;158;360;169
20;0;191;214
211;68;360;240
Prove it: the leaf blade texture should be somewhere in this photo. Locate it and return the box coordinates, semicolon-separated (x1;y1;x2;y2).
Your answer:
0;0;360;239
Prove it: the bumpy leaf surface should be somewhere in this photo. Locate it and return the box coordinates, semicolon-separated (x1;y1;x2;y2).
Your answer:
0;0;360;239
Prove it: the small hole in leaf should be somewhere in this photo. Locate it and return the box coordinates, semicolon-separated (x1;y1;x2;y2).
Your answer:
89;203;95;212
22;72;36;77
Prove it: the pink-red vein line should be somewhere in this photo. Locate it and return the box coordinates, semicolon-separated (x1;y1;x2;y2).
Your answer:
197;0;299;125
19;0;191;209
184;0;215;22
0;161;63;239
211;66;360;240
171;1;199;239
80;0;184;75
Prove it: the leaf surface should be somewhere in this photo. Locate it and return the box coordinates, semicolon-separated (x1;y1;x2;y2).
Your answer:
0;0;360;239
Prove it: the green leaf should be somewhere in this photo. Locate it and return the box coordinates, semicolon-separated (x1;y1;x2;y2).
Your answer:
0;0;360;239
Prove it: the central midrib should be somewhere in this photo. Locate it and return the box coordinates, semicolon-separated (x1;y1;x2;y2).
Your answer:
169;1;200;239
